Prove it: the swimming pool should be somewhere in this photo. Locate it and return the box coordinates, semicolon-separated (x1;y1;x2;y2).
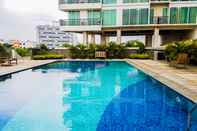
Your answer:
0;61;196;131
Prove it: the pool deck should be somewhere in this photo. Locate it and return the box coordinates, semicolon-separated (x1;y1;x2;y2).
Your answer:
0;60;55;76
127;59;197;103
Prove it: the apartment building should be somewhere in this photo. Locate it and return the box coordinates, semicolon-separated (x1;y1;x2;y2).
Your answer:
59;0;197;47
37;25;75;49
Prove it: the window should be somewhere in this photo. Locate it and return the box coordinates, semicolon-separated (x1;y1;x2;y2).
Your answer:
88;10;101;25
123;8;149;25
102;0;116;4
170;7;196;24
102;10;116;26
123;0;148;3
68;11;80;25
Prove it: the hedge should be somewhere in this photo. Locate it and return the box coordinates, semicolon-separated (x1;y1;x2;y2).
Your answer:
32;54;64;60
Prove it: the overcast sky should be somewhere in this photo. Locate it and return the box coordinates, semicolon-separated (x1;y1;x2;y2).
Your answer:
0;0;66;41
0;0;144;43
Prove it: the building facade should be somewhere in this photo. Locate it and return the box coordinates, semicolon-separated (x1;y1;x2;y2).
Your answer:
37;25;75;49
59;0;197;47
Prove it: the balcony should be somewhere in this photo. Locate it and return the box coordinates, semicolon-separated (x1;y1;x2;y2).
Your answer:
150;0;169;4
59;0;102;10
60;18;102;31
151;16;169;24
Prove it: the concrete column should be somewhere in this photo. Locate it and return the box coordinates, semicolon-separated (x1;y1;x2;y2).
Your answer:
83;32;88;45
152;28;161;48
117;29;121;44
101;32;106;45
152;28;161;60
90;34;95;44
190;27;197;39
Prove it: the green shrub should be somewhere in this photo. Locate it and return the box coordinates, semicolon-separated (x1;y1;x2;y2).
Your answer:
40;44;48;51
164;40;193;61
107;42;126;58
62;43;72;48
0;44;10;57
15;48;31;57
96;44;107;51
125;40;145;53
32;54;64;60
70;44;88;59
128;53;150;59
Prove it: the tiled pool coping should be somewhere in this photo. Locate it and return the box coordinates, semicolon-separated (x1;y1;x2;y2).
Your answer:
126;59;197;103
0;59;196;103
0;60;56;77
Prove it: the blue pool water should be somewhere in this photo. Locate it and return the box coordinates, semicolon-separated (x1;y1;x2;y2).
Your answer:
0;61;196;131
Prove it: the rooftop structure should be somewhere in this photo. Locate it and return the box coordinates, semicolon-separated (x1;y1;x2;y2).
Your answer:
59;0;197;47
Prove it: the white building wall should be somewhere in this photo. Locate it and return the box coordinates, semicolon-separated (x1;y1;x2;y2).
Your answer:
37;25;75;49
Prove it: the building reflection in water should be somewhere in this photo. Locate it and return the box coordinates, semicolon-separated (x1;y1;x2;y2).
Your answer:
54;61;197;131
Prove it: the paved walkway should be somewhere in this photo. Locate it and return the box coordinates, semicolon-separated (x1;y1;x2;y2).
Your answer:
127;59;197;103
0;60;55;76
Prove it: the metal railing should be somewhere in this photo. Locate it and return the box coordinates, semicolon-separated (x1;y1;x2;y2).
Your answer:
151;16;169;24
59;0;101;4
60;18;101;26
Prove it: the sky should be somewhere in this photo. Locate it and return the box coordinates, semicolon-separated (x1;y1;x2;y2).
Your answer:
0;0;66;41
0;0;144;43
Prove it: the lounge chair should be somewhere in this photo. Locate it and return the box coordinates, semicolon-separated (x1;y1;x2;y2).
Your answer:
0;57;17;66
95;51;106;59
171;53;188;68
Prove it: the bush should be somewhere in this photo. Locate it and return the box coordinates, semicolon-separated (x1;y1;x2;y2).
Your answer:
125;40;145;53
62;43;72;48
128;53;150;59
32;54;64;60
0;44;10;57
15;48;31;57
164;40;193;61
70;44;88;59
107;42;126;58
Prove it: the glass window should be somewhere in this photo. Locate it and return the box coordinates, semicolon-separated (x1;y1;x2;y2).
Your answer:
102;0;116;4
68;11;80;25
88;10;101;25
123;0;148;3
139;8;149;24
170;8;178;24
150;8;154;24
122;8;149;25
102;10;116;26
180;7;189;24
189;7;197;24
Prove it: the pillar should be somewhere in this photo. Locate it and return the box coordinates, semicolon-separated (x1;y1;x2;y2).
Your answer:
190;27;197;39
83;32;88;45
152;28;161;60
90;34;95;44
117;29;121;44
101;32;106;45
152;28;161;48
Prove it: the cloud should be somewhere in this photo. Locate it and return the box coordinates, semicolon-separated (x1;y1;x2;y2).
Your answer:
0;0;67;41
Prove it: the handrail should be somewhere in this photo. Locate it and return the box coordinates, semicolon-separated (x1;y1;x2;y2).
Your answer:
59;0;101;4
186;103;197;131
60;18;101;26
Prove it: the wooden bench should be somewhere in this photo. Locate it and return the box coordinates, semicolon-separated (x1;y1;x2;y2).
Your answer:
95;51;107;59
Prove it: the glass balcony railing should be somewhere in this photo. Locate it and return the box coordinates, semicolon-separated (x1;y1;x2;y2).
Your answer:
151;16;169;24
59;0;101;4
150;0;169;2
60;18;101;26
